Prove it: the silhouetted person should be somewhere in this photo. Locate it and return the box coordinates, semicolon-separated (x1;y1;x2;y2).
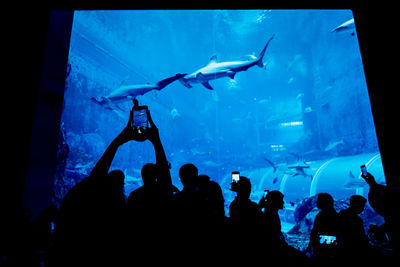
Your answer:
127;164;171;227
259;190;309;266
190;175;228;264
259;190;285;244
337;195;369;264
361;172;400;256
31;204;58;265
197;175;227;226
125;110;174;262
306;193;339;265
172;163;201;228
338;195;368;247
229;176;261;227
169;163;207;261
228;176;264;262
49;109;146;267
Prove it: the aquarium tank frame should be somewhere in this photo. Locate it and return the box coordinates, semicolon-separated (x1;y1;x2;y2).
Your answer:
20;7;397;221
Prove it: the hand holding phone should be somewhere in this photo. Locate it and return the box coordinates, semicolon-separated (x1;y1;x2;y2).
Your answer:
232;171;240;183
360;165;367;178
132;105;149;129
360;166;377;186
229;171;240;192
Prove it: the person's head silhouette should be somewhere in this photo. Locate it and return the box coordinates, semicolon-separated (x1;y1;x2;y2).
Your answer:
141;163;158;186
316;193;334;210
179;163;198;190
105;169;125;192
237;176;251;199
349;195;367;214
265;190;284;211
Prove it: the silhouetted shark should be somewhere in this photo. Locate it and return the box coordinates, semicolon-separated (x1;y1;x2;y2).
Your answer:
91;73;185;110
331;18;355;35
179;34;275;90
288;164;313;180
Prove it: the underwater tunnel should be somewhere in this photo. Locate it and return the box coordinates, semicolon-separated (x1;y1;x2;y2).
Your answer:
280;153;384;203
220;152;385;228
222;153;384;205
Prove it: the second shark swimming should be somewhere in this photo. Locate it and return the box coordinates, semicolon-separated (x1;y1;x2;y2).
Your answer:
179;34;275;90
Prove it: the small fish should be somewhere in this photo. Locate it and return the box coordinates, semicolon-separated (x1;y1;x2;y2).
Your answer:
321;103;330;110
203;160;222;167
264;157;277;173
257;98;269;104
226;79;239;89
324;139;344;151
272;177;278;184
304;106;313;113
296;93;304;101
170;108;181;119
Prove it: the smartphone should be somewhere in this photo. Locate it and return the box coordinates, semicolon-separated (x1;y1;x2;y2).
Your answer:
232;171;240;183
319;235;337;245
132;105;148;128
360;165;367;177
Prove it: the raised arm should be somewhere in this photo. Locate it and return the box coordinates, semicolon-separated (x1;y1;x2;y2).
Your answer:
89;110;144;179
145;110;173;193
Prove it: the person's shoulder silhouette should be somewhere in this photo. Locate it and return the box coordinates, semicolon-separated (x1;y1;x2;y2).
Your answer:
338;195;368;248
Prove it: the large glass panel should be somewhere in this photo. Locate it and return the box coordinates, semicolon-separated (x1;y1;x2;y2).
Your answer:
55;10;385;238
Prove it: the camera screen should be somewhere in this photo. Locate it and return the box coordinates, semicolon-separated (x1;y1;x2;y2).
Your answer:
361;165;368;176
319;235;337;245
133;109;148;128
232;172;240;183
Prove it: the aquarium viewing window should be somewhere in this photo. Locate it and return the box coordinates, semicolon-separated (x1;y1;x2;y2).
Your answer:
54;10;385;233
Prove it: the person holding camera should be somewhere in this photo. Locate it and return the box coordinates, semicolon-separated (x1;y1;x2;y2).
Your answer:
229;176;261;227
50;104;171;267
126;105;176;262
361;171;400;258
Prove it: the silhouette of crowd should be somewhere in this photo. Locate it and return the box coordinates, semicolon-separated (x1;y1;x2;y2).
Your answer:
4;105;399;266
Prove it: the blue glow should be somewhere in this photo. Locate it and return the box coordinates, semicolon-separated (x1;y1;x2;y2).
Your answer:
56;10;385;232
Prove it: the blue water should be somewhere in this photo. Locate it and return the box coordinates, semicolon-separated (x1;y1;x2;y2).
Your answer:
58;10;384;224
